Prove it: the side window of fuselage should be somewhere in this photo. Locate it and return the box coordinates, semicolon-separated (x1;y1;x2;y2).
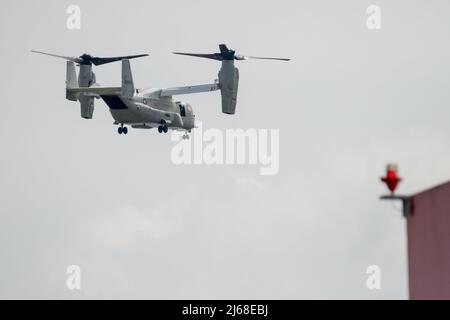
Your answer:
179;105;186;117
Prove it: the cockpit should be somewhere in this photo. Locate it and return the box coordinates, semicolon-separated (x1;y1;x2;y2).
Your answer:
177;101;193;117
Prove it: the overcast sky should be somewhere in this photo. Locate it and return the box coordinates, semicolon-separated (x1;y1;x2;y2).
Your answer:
1;0;450;299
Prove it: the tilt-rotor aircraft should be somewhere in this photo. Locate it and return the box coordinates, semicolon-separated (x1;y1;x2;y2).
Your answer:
32;44;289;138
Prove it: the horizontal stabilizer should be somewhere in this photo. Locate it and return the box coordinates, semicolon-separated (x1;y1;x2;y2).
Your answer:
67;87;121;95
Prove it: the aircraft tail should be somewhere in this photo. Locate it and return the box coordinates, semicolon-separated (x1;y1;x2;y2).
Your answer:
121;59;134;98
66;61;95;119
65;61;78;101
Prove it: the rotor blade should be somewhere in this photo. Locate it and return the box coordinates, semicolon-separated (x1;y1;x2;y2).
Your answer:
172;52;223;61
241;55;291;61
31;50;80;63
91;54;149;66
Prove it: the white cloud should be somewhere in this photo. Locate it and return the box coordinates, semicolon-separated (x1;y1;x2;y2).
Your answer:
85;205;177;247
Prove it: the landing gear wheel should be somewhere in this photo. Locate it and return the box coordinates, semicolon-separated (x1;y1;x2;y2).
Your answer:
158;126;163;133
123;127;128;134
163;125;168;133
118;127;123;134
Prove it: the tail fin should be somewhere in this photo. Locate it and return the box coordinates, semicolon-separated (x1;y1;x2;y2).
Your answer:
66;61;78;101
121;59;134;98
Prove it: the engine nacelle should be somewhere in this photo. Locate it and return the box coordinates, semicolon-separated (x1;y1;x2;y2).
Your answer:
218;60;239;115
78;64;96;119
79;95;95;119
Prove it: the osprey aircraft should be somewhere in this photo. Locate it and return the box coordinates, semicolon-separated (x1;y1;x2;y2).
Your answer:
32;44;289;138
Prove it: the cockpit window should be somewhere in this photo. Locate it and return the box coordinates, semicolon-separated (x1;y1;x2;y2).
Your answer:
179;104;186;117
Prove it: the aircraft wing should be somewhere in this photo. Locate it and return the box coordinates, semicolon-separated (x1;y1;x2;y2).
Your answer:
159;83;219;97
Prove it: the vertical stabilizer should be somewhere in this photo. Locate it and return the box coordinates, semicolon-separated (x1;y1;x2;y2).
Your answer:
65;61;78;101
121;59;134;98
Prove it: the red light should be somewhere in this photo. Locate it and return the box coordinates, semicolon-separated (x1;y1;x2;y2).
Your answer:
381;164;402;194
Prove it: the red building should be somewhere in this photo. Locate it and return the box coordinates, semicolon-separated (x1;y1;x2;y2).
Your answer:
407;181;450;299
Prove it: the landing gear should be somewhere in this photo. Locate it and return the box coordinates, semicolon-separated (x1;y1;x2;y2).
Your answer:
118;124;128;135
158;120;168;134
158;125;168;133
182;133;190;140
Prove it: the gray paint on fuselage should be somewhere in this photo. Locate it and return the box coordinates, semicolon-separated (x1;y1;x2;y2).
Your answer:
105;95;195;130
